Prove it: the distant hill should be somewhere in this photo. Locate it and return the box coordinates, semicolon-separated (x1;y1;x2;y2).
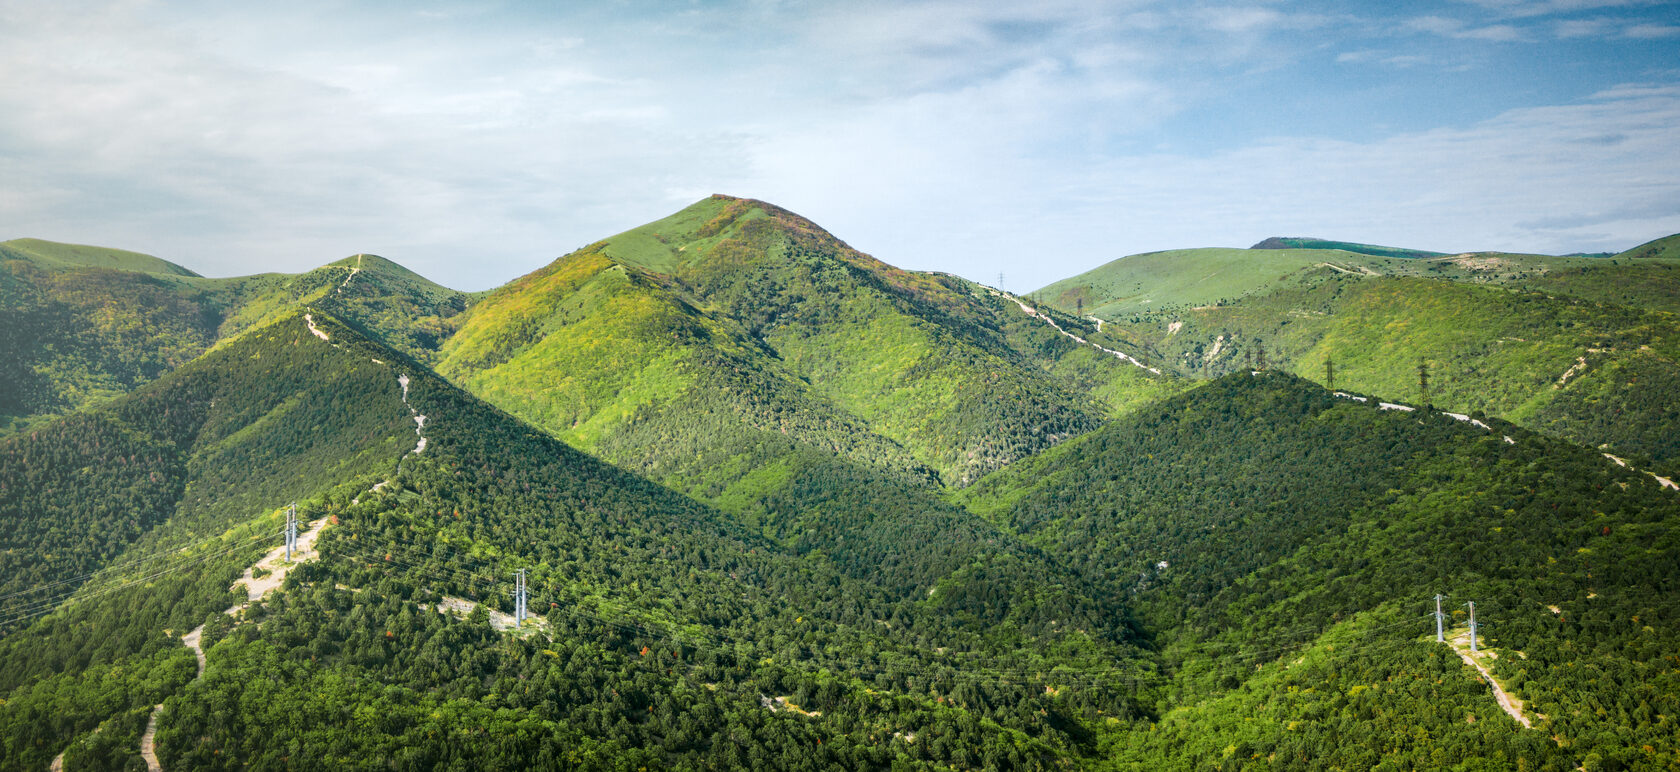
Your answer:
1250;236;1445;260
0;243;472;434
1617;232;1680;260
0;238;200;277
1033;233;1680;475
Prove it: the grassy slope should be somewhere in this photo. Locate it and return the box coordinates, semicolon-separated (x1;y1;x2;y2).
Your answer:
958;372;1680;769
1252;236;1446;259
1036;246;1361;318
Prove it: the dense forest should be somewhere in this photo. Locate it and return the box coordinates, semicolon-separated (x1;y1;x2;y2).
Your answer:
961;371;1680;769
3;313;1164;770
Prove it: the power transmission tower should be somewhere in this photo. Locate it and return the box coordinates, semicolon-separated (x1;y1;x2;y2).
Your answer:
285;503;298;562
1326;358;1336;391
514;569;527;626
1435;593;1446;642
1465;601;1478;653
997;271;1005;291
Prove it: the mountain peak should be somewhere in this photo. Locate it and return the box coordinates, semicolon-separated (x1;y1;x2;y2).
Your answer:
592;195;848;276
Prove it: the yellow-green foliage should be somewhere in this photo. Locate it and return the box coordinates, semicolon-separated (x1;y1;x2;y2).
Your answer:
439;251;702;449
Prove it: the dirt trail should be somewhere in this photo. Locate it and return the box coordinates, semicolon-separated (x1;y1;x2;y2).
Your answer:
335;254;363;295
303;313;330;341
395;374;429;459
136;516;333;769
999;292;1162;374
1446;630;1534;728
139;706;163;771
182;624;207;677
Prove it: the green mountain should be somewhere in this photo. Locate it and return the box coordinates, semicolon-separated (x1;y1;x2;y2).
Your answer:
441;195;1179;495
440;193;1182;500
8;209;1680;769
0;241;473;434
2;312;1157;770
1034;235;1680;476
957;371;1680;769
1038;239;1670;320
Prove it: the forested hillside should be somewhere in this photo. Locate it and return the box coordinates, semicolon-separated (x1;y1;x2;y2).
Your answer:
959;371;1680;769
2;312;1165;770
0;313;423;769
0;240;472;434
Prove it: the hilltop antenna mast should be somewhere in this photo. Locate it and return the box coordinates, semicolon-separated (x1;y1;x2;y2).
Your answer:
284;503;298;562
1435;593;1446;642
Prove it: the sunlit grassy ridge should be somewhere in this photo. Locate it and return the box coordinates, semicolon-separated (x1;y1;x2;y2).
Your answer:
1251;235;1447;259
1039;238;1676;319
598;195;1180;484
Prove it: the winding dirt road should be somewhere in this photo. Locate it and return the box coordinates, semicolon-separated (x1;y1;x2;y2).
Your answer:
1446;630;1533;728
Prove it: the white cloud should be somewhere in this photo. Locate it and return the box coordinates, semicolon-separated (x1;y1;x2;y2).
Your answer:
1554;17;1614;37
1452;0;1644;18
1407;14;1529;41
1625;23;1680;38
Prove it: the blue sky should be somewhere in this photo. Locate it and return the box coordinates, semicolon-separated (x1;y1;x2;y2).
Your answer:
2;0;1677;291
